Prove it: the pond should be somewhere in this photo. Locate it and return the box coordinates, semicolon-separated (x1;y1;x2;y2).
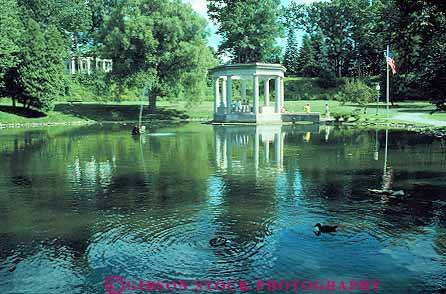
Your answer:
0;123;445;294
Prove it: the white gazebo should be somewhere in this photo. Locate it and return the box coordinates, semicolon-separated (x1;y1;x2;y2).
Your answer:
209;63;286;123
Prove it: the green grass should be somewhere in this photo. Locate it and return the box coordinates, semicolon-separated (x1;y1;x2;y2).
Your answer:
0;95;441;127
0;100;200;124
421;112;446;121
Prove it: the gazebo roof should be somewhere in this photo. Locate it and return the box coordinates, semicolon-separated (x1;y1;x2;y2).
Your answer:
209;63;286;78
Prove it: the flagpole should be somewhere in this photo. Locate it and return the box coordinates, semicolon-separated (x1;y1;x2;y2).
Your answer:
386;45;390;122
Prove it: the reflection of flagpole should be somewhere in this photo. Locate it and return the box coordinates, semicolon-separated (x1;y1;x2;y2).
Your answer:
383;129;388;176
386;45;390;122
374;129;379;161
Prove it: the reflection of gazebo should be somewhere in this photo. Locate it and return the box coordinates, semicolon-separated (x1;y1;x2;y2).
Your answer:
214;125;285;172
209;63;286;123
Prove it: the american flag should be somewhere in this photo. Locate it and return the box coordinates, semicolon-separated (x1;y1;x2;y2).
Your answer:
384;50;396;75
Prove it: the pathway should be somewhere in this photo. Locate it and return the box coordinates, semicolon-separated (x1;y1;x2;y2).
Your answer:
394;112;446;127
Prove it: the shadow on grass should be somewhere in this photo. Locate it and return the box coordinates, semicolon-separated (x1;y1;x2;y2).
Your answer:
0;106;46;118
54;103;189;122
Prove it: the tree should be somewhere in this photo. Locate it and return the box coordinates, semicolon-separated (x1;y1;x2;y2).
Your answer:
86;0;118;72
336;79;375;113
18;0;93;70
207;0;283;63
0;0;23;104
99;0;217;112
283;27;299;75
17;20;66;111
296;35;318;77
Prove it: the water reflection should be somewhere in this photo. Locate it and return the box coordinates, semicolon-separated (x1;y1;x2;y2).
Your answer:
0;124;445;293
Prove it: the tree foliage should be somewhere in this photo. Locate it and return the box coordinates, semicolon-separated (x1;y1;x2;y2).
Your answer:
99;0;217;112
284;27;299;75
0;0;23;91
208;0;283;63
285;0;446;103
0;2;66;111
17;20;66;111
335;79;375;112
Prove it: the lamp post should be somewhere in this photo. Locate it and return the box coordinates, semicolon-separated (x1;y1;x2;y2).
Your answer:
375;83;381;116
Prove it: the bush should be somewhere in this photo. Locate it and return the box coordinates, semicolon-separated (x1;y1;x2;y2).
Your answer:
332;109;361;122
335;79;374;112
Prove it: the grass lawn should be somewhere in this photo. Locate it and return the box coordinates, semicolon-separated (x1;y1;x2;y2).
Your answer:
421;112;446;121
0;98;440;126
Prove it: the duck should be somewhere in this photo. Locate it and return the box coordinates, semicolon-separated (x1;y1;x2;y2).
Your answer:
313;223;338;236
209;236;229;247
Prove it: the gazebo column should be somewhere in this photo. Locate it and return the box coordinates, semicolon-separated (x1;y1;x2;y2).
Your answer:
213;77;220;114
264;79;270;106
71;58;75;74
221;78;227;108
274;77;281;113
226;76;232;114
253;75;259;114
87;58;91;75
281;77;285;110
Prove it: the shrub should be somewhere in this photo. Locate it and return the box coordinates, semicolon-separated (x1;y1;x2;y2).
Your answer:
335;79;375;112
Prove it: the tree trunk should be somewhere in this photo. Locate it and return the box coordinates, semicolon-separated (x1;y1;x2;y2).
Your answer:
148;92;157;113
12;97;16;110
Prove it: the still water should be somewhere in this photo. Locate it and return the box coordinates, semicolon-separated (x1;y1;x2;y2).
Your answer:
0;123;445;294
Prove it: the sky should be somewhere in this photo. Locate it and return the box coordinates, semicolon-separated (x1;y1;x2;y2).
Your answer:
182;0;324;51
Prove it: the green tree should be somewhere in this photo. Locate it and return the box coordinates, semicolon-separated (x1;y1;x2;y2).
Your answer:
208;0;283;63
99;0;217;112
296;35;318;77
17;20;66;111
85;0;118;72
18;0;92;70
336;79;374;113
283;27;299;75
0;0;23;104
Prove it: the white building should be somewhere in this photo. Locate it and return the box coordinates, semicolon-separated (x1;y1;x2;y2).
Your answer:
66;57;113;75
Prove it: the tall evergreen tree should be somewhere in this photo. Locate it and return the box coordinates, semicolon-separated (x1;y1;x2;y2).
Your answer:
17;20;66;111
0;0;23;99
208;0;283;63
296;35;318;77
284;27;299;75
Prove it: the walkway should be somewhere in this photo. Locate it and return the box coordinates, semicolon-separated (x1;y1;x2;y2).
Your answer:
394;112;446;127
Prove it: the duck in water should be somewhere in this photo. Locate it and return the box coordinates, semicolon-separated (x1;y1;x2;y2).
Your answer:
313;223;338;236
209;236;229;247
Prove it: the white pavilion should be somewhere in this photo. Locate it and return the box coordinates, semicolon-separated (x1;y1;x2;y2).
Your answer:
209;63;286;123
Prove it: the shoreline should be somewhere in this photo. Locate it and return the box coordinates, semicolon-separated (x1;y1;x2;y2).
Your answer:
1;117;445;139
0;118;211;129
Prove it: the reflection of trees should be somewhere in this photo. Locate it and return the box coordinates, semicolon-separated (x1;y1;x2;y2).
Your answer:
0;124;214;260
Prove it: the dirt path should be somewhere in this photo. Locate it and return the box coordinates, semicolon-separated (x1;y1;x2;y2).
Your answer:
394;112;446;127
